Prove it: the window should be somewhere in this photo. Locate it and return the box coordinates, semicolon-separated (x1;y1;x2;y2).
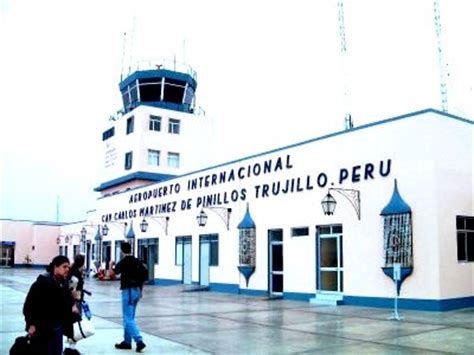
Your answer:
457;215;474;262
167;152;180;168
201;234;219;266
102;127;115;141
291;227;309;237
149;115;161;131
148;149;160;166
125;151;133;170
73;245;80;256
126;116;134;134
168;118;180;134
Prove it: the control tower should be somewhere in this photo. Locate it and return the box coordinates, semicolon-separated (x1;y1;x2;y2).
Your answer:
95;60;211;196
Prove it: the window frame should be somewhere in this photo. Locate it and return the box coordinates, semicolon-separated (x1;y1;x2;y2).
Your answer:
456;215;474;262
167;152;180;168
149;115;162;132
168;118;180;134
147;149;160;166
124;151;133;170
126;116;134;135
291;226;309;237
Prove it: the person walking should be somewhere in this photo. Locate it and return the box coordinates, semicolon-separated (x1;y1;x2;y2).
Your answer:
113;242;147;352
23;255;78;355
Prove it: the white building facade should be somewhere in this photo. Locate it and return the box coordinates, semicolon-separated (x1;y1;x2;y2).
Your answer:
92;107;473;311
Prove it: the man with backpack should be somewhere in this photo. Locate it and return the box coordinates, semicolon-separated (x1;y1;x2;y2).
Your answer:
112;242;147;352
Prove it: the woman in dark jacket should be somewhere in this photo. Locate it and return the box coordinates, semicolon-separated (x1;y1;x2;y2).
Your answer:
23;255;78;355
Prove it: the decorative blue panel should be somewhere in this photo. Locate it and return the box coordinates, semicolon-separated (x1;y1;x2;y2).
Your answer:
380;179;413;296
237;204;256;287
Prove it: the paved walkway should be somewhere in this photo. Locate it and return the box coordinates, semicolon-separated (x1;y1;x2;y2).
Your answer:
1;268;473;354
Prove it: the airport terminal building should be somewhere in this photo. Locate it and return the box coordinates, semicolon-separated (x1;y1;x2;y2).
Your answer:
2;62;473;311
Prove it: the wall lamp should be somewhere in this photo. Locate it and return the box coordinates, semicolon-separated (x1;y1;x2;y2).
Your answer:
140;216;169;235
102;221;128;237
321;188;361;220
196;207;232;230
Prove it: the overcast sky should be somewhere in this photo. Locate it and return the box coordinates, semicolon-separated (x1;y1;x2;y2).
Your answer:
0;0;472;223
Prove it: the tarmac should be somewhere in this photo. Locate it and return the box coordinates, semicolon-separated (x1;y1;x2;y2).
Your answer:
1;268;473;354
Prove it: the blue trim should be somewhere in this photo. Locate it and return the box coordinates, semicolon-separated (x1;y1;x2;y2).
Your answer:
237;205;256;229
1;241;15;246
381;179;412;215
94;171;177;192
283;291;314;301
153;278;182;286
126;223;135;239
119;69;197;91
148;279;474;311
99;108;473;198
239;288;268;297
129;102;194;114
343;295;474;311
14;264;48;269
209;283;240;294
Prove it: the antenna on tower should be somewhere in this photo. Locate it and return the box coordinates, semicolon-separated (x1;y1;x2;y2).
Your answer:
433;0;449;112
183;39;187;64
120;32;127;81
338;0;354;130
128;16;136;75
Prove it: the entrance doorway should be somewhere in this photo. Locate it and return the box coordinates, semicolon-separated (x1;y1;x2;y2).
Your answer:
199;234;218;287
317;225;343;295
137;238;159;283
176;236;192;284
268;229;283;297
102;241;112;269
0;242;15;267
199;237;210;287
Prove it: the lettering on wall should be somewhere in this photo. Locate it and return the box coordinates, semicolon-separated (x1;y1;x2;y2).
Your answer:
101;155;392;221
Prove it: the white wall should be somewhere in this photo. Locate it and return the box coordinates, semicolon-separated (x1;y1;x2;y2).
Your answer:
93;110;473;301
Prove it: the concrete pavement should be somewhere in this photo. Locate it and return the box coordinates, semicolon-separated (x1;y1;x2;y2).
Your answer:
1;268;473;354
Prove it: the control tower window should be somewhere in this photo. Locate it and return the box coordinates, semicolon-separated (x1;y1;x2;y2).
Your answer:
122;91;130;109
126;116;134;135
167;152;180;168
149;115;161;131
125;151;133;170
163;78;186;104
184;86;194;105
168;119;180;134
130;84;138;105
139;78;162;102
148;149;160;166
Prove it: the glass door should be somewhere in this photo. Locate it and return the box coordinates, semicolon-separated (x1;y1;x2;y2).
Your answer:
317;225;343;293
268;229;284;297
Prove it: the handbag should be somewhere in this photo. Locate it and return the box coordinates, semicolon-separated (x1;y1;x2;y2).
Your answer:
9;334;40;355
72;318;95;342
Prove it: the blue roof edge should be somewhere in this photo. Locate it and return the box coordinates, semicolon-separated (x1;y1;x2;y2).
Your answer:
94;172;177;192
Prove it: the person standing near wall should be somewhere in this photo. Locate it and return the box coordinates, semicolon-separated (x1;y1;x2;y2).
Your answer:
23;255;78;355
113;242;147;352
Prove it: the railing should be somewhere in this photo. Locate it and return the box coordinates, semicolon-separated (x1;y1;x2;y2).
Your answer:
122;58;197;82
